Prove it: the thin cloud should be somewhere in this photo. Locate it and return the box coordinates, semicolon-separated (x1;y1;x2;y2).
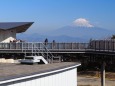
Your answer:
73;18;94;27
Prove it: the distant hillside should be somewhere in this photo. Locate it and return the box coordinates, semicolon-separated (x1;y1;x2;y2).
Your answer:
17;33;86;42
46;26;114;39
17;26;114;42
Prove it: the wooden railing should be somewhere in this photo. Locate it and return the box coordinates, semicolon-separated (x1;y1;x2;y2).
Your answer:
89;40;115;51
0;42;89;50
0;40;115;52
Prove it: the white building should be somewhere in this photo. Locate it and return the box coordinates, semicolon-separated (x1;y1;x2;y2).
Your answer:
0;62;81;86
0;22;33;43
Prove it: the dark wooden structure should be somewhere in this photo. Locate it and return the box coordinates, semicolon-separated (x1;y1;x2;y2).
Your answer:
0;40;115;86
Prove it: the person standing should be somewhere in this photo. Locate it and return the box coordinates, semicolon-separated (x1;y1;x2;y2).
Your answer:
44;38;48;46
52;40;56;49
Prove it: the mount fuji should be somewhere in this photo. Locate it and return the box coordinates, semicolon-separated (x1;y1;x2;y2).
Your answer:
46;26;114;40
17;18;115;42
17;26;114;42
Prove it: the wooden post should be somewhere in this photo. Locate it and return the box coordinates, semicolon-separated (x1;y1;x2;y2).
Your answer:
101;61;105;86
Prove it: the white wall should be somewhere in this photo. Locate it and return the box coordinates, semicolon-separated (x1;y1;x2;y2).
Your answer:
7;68;77;86
0;29;16;43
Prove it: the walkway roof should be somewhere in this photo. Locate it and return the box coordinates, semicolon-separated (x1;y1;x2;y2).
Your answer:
0;22;34;33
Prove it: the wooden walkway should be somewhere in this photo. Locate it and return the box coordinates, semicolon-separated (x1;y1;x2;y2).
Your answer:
0;42;88;53
0;40;115;86
0;40;115;54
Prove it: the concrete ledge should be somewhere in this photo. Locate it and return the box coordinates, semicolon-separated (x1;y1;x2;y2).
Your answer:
0;58;14;63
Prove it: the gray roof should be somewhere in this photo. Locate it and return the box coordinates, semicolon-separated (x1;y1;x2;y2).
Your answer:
0;22;34;33
0;62;80;83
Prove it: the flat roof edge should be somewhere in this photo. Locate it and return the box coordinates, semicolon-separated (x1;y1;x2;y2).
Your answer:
0;22;34;32
0;63;80;85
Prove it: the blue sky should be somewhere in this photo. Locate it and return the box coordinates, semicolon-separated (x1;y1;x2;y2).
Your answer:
0;0;115;34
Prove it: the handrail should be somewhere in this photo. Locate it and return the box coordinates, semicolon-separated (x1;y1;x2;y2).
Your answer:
21;42;55;63
2;41;115;52
41;43;55;63
0;42;89;50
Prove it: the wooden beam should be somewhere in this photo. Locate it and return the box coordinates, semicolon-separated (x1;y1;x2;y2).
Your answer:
101;61;105;86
